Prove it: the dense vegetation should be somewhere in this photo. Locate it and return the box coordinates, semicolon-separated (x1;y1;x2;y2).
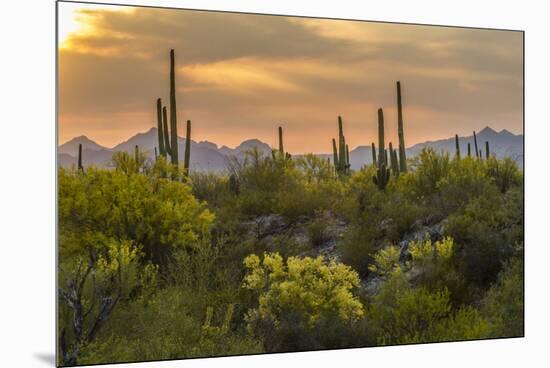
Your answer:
58;49;522;366
58;147;523;366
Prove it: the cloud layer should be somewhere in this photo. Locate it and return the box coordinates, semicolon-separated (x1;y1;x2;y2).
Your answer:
58;4;523;152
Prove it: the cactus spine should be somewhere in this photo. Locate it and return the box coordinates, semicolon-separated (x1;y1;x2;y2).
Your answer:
156;98;165;157
485;141;490;159
169;49;179;166
184;120;191;174
473;130;479;158
371;142;376;165
77;143;83;171
396;81;407;172
373;108;390;190
455;134;461;159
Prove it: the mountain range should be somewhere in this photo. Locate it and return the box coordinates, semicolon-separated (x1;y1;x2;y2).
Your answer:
58;126;523;172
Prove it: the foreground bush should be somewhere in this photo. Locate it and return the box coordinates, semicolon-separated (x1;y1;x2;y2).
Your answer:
243;252;364;351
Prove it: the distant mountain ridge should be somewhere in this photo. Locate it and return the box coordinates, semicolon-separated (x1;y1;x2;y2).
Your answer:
58;126;523;171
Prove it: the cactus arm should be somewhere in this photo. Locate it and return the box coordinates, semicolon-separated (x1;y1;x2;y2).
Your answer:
371;142;377;165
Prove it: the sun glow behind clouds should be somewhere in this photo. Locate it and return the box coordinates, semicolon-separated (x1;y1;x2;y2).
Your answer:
57;2;132;48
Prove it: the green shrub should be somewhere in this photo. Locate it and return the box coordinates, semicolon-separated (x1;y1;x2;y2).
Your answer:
242;252;364;351
483;258;524;337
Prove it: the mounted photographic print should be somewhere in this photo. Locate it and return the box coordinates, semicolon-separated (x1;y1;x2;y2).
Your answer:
57;1;524;366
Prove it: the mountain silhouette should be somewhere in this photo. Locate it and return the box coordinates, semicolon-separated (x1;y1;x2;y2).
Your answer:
58;126;523;171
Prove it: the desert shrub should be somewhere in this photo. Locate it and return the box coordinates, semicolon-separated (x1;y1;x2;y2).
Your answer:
242;252;364;351
189;172;230;207
409;148;451;198
445;189;523;288
438;157;496;213
486;156;522;194
296;153;334;184
483;258;524;337
306;214;331;248
368;268;489;345
58;167;214;266
78;291;262;364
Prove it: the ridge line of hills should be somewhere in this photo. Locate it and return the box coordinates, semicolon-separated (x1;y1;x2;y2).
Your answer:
58;126;523;171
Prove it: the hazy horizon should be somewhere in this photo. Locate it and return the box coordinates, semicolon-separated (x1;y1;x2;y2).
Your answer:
58;2;523;154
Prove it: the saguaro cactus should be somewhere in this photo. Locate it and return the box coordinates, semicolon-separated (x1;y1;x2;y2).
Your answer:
156;98;165;156
338;116;346;173
371;142;377;165
455;134;461;159
332;138;338;168
184;120;191;174
134;145;140;172
278;126;284;158
396;81;407;172
169;49;179;166
473;130;479;158
373;108;390;190
333;116;350;176
485;141;490;159
345;143;350;173
162;106;171;157
467;143;471;157
389;142;399;176
77;143;83;171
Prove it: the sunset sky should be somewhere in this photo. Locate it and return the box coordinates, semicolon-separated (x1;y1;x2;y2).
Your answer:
58;1;523;153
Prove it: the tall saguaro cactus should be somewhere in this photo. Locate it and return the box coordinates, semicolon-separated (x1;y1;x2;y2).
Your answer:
77;144;83;171
473;130;479;158
396;81;407;172
455;134;461;159
485;141;490;159
345;144;350;172
162;106;171;157
389;142;399;176
332;116;350;176
467;143;471;157
184;120;191;174
156;98;165;157
278;126;284;158
373;108;390;190
169;49;179;166
134;145;140;173
338;116;346;173
371;142;377;165
332;138;338;169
